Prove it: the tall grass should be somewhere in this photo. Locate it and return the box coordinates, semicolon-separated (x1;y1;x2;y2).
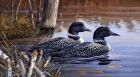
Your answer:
0;15;39;40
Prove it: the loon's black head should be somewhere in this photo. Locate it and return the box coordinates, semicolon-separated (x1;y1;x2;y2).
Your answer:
68;22;91;35
93;27;120;42
68;22;91;40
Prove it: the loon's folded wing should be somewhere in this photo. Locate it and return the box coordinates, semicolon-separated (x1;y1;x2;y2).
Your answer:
29;37;81;53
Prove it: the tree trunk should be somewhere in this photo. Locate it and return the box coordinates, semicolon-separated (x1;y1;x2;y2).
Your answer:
39;0;59;38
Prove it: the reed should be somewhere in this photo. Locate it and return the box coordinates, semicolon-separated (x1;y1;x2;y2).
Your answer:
0;15;39;40
0;35;61;77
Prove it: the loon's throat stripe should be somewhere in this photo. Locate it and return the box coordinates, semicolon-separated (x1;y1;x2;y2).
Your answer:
94;39;106;45
68;33;79;37
94;39;105;42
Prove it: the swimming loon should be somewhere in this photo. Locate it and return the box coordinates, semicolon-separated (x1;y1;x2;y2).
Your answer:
53;27;120;59
30;22;91;54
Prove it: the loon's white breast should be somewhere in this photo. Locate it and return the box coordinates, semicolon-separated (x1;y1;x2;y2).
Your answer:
79;37;84;43
106;42;112;52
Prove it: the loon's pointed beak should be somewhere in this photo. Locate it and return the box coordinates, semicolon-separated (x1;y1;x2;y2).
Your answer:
84;28;91;32
110;31;120;36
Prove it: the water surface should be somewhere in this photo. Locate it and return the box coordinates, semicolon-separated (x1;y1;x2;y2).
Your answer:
54;20;140;77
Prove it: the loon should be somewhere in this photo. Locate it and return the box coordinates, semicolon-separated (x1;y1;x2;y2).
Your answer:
30;22;91;55
52;27;120;60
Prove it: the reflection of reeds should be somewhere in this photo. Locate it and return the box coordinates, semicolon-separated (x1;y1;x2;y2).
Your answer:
0;35;61;77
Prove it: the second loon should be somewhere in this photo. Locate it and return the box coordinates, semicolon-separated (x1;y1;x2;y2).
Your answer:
52;27;120;59
30;22;91;54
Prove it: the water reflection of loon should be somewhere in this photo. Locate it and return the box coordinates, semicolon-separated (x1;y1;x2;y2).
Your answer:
29;22;91;54
53;27;120;61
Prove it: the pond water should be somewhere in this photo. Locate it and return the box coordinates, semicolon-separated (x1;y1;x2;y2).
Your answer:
53;20;140;77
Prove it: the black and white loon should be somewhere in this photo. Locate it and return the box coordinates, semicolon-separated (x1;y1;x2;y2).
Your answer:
53;27;120;59
30;22;91;54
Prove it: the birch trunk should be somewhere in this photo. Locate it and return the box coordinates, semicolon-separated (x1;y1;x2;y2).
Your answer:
39;0;59;37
